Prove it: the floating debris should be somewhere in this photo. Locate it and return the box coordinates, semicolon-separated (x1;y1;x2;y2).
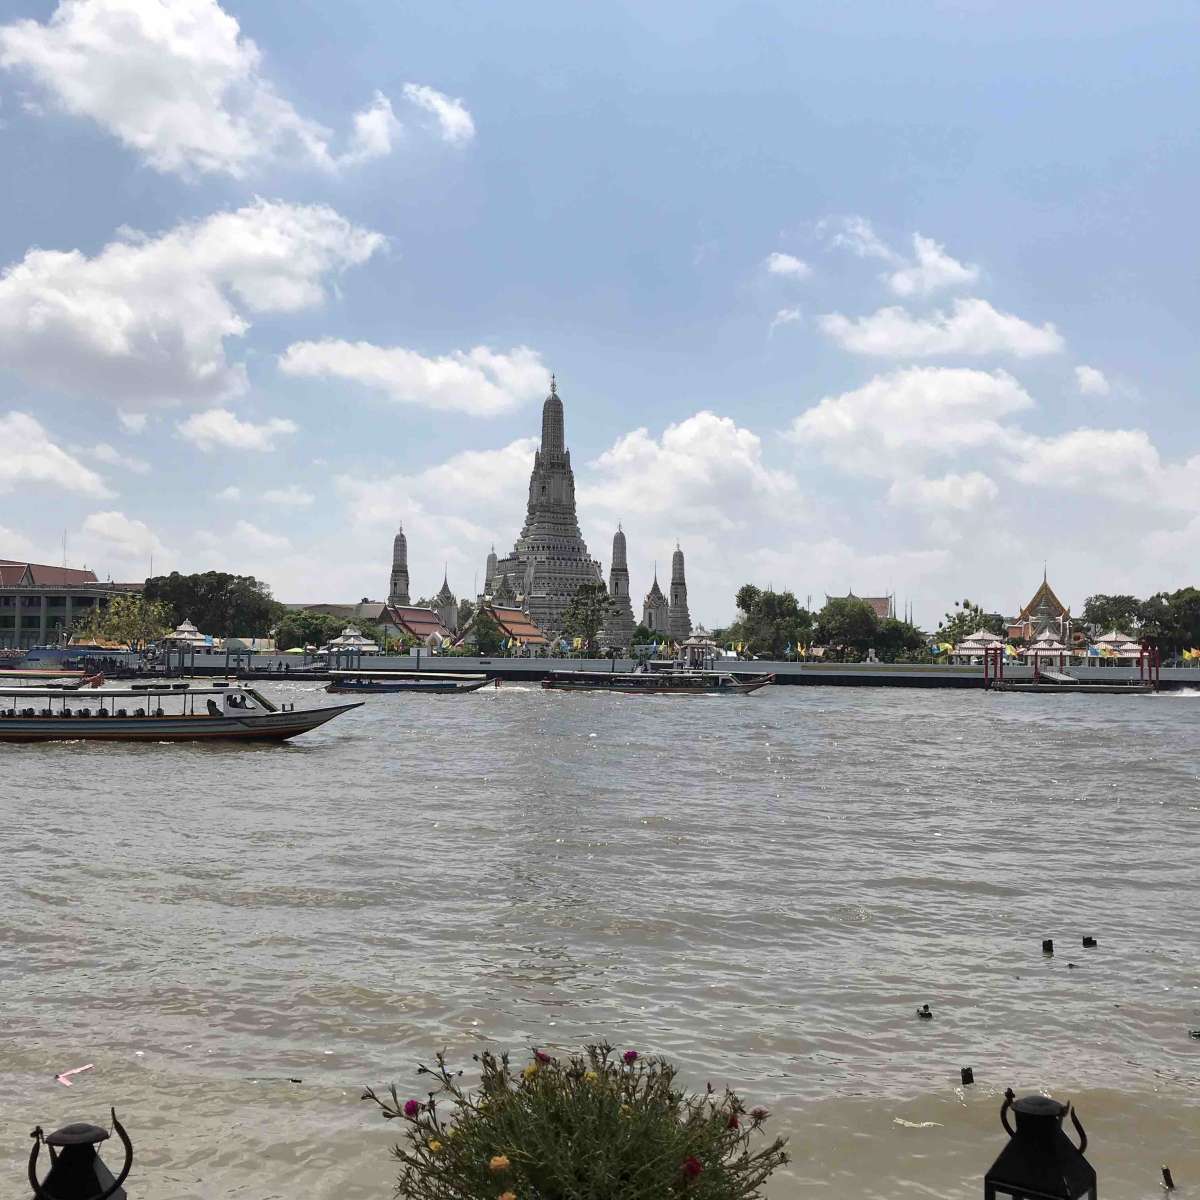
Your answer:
961;1067;974;1085
917;1004;933;1020
55;1064;94;1087
893;1117;943;1129
1042;939;1054;955
1162;1166;1176;1191
1082;936;1098;948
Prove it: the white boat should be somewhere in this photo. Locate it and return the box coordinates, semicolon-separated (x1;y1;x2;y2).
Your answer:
0;683;360;743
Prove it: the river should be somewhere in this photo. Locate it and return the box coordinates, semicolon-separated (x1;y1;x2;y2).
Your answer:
1;683;1197;1198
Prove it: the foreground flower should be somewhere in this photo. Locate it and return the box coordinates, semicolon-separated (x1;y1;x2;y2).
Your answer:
583;1070;598;1082
534;1049;553;1064
403;1099;421;1119
751;1107;770;1122
428;1140;442;1153
522;1064;539;1080
623;1049;639;1064
682;1155;703;1179
489;1155;511;1173
727;1113;740;1129
499;1193;517;1200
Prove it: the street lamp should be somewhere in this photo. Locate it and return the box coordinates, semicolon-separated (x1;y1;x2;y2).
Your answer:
28;1110;133;1199
984;1090;1096;1200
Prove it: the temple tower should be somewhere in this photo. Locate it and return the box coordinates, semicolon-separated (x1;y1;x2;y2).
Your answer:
492;376;604;633
435;571;458;633
389;525;410;606
484;545;498;595
643;570;669;634
667;542;692;640
603;525;635;648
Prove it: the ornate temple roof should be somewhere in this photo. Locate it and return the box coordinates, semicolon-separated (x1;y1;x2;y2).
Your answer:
1016;575;1069;621
382;605;451;641
645;575;666;603
481;603;548;646
435;573;455;605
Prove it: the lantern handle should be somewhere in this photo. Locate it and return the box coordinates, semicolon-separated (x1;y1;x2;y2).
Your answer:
1067;1103;1088;1155
1000;1088;1016;1136
28;1109;133;1200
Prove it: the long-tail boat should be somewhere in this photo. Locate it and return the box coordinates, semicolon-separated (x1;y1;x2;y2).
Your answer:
541;668;773;695
325;670;492;695
0;682;360;742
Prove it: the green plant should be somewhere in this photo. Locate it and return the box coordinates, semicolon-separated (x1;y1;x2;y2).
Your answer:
364;1043;788;1199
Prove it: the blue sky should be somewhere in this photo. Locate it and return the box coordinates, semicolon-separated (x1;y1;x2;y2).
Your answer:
1;0;1197;626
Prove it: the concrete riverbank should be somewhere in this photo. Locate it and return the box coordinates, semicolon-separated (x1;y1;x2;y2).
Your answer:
145;653;1198;690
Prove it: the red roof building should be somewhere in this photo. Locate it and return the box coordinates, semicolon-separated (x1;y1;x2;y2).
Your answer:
0;558;143;649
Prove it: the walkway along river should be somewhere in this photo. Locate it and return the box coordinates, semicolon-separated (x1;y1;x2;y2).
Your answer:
1;684;1197;1197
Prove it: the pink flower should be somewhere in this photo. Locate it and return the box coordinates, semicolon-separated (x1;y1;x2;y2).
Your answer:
750;1107;769;1122
623;1049;638;1064
681;1156;703;1179
534;1049;553;1064
726;1113;740;1130
403;1099;421;1119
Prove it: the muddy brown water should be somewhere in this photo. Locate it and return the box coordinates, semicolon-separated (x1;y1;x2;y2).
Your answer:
2;684;1197;1197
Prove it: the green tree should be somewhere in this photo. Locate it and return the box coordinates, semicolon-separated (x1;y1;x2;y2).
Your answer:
631;622;654;643
815;596;878;659
934;598;1002;646
72;593;173;651
561;582;615;654
143;571;283;635
728;586;813;658
874;616;927;662
457;598;476;629
274;610;346;651
470;607;505;655
1140;588;1200;654
1082;593;1142;634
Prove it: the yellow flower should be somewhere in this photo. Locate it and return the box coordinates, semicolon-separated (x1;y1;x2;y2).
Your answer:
499;1193;517;1200
522;1064;538;1080
584;1070;599;1083
428;1140;443;1153
446;1127;457;1138
620;1104;631;1117
489;1155;511;1173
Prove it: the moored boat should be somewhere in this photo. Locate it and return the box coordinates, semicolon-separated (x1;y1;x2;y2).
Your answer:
541;668;773;695
0;683;360;742
325;671;493;695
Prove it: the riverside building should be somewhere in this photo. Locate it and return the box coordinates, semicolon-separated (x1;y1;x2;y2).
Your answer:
0;559;140;650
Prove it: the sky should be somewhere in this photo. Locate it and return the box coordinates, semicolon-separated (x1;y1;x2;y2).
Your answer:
1;0;1197;628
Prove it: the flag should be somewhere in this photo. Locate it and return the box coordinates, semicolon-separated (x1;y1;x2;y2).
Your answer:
1004;644;1019;658
784;643;793;655
572;637;583;649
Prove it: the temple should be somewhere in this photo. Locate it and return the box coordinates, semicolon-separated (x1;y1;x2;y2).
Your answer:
1007;572;1073;643
388;526;410;606
603;526;635;647
667;543;692;640
488;377;605;634
643;570;668;633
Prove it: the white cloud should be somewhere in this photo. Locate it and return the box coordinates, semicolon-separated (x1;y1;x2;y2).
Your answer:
819;298;1064;358
0;200;382;407
230;520;289;550
279;341;547;415
0;411;113;496
1075;365;1110;396
216;485;241;501
769;307;803;334
764;252;811;279
821;215;899;262
1007;428;1163;503
81;509;166;560
886;234;979;297
342;91;401;166
787;367;1035;475
581;412;801;535
177;408;298;451
0;0;408;177
88;442;150;474
262;484;314;507
402;82;475;144
118;410;148;434
888;471;999;512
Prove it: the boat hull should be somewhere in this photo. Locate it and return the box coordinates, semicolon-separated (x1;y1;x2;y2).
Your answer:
0;703;362;743
541;672;774;695
326;678;492;695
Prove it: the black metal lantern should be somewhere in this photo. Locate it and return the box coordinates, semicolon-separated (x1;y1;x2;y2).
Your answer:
28;1109;133;1200
984;1090;1097;1200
